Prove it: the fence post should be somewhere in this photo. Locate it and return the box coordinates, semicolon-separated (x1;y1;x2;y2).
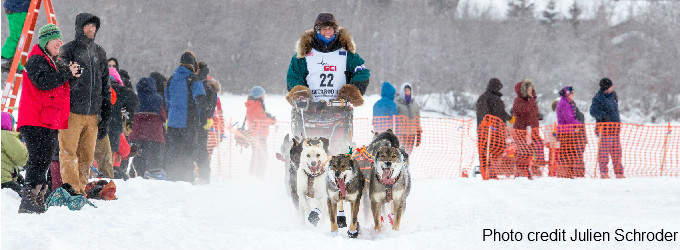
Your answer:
660;122;671;177
228;117;232;179
458;120;465;177
594;125;602;178
485;126;492;180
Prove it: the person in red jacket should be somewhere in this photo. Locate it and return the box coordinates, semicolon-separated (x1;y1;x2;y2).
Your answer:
16;24;81;213
245;86;276;179
511;79;545;179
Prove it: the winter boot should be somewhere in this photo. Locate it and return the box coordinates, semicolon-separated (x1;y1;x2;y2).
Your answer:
337;211;347;228
18;184;46;214
347;222;360;238
37;184;49;208
308;208;321;226
1;57;12;72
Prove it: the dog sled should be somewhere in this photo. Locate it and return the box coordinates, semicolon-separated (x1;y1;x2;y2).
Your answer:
291;94;353;155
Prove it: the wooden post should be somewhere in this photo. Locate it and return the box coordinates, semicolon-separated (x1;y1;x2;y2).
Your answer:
485;126;492;180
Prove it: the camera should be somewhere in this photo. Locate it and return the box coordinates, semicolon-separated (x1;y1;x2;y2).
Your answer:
76;65;82;74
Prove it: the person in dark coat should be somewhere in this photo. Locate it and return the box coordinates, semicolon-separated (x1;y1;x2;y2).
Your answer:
475;78;512;126
193;62;215;184
17;24;80;213
164;51;208;182
59;13;111;194
372;82;398;133
475;78;512;180
129;77;165;177
511;79;545;179
589;77;623;179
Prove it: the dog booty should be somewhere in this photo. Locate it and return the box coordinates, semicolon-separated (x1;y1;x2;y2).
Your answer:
347;222;360;238
337;213;347;228
308;208;321;226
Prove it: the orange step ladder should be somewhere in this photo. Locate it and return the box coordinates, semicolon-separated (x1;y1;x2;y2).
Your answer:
1;0;58;113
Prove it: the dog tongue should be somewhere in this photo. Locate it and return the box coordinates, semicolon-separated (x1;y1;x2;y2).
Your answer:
381;168;395;185
337;177;346;197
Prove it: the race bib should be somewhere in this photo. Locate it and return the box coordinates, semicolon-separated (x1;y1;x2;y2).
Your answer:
305;48;347;102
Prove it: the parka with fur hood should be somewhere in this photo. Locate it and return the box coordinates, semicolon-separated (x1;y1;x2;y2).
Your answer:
512;80;541;130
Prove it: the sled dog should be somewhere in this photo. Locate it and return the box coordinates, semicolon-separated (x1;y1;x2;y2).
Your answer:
326;153;364;238
368;130;411;231
296;137;330;226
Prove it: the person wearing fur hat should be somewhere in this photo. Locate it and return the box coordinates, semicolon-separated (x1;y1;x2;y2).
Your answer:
395;83;422;154
286;12;370;107
556;86;586;178
17;23;81;213
164;51;208;182
511;79;545;179
589;77;623;179
2;112;28;196
245;86;276;179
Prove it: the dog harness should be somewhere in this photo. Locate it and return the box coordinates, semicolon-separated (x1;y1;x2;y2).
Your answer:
376;169;401;201
305;157;331;198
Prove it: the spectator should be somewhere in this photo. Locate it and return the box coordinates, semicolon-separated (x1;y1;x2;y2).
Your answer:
543;98;560;177
475;78;512;180
245;86;276;179
395;82;422;154
511;79;545;179
589;78;623;179
372;82;398;133
107;57;119;71
556;86;585;178
1;0;30;71
206;80;225;161
475;78;512;126
59;13;111;195
194;62;215;184
2;112;27;196
17;23;80;213
128;77;165;178
164;51;207;182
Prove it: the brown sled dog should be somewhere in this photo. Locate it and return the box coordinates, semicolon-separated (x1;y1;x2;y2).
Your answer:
326;153;364;238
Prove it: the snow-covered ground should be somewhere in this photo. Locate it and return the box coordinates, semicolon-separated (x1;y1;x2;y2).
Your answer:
2;94;679;250
2;177;679;250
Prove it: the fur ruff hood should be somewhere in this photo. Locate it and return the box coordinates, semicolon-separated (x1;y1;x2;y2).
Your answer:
295;27;356;59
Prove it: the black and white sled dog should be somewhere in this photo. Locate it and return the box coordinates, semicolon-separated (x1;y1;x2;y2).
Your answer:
276;134;303;211
296;137;330;226
326;153;364;238
368;130;411;231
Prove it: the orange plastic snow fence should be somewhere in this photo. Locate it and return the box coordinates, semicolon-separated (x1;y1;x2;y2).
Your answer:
211;114;678;180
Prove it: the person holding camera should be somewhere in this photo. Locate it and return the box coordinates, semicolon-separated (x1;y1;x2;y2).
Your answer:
58;13;111;195
16;23;81;213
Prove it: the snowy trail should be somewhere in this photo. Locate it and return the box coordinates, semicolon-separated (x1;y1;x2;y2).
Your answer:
3;176;679;250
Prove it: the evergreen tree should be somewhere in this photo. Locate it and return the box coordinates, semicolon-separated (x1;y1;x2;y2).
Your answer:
507;0;535;20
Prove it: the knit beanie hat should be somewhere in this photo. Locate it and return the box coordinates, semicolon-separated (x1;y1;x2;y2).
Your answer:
599;78;613;91
314;12;338;31
1;112;15;131
180;51;198;73
559;86;574;97
249;86;265;99
38;24;62;50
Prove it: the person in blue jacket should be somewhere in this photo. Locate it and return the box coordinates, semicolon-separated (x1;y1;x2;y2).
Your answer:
372;82;398;133
589;78;623;179
164;51;208;182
